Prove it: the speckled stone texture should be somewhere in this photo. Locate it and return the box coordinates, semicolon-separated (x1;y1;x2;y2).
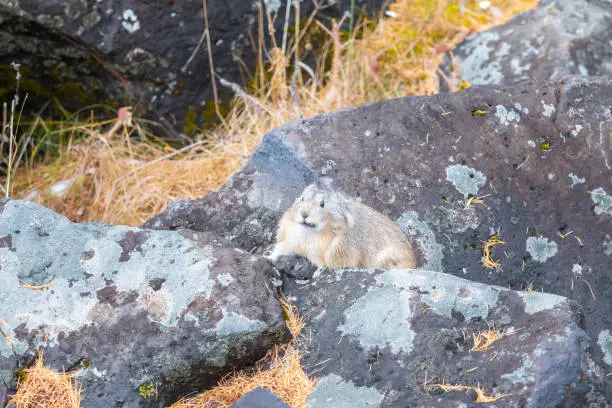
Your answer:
298;269;588;408
0;0;385;135
438;0;612;91
145;76;612;404
0;200;288;407
230;387;291;408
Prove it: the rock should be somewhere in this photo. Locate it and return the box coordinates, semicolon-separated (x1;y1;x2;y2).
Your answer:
297;268;589;407
0;0;386;135
145;76;612;402
269;254;319;281
439;0;612;90
0;199;288;407
230;387;291;408
0;384;7;407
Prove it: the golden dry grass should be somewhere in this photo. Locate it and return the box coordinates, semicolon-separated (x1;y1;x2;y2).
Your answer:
170;296;315;408
6;0;538;225
481;234;506;270
426;381;508;403
471;325;504;352
8;351;81;408
19;280;56;291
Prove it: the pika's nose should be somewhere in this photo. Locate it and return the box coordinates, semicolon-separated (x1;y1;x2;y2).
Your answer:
301;211;308;220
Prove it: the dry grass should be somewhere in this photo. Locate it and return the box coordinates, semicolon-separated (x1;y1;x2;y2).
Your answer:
426;381;508;403
170;296;315;408
481;234;506;270
471;325;504;352
6;0;538;225
8;351;81;408
20;280;56;291
0;318;16;354
463;194;490;210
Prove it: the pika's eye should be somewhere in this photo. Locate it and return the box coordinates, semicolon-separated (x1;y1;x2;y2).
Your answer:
301;197;304;202
320;200;325;208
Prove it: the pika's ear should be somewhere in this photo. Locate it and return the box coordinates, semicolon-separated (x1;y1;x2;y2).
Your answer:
302;183;317;195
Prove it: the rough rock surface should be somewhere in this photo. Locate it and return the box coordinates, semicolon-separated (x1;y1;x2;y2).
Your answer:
439;0;612;91
0;0;385;135
296;268;588;407
145;76;612;403
230;387;291;408
0;199;288;407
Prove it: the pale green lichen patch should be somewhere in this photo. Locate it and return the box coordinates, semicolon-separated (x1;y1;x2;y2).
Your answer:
597;330;612;365
502;335;568;385
396;211;444;271
604;240;612;256
526;236;558;263
216;273;235;286
541;101;556;118
517;291;566;314
376;269;499;321
338;286;415;354
0;200;216;361
306;374;383;408
591;187;612;216
571;124;583;137
495;104;521;125
501;355;535;385
445;164;487;197
514;103;529;114
457;32;503;85
568;173;585;188
215;310;267;338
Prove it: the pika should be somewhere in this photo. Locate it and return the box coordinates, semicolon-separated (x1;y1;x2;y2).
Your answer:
266;184;416;270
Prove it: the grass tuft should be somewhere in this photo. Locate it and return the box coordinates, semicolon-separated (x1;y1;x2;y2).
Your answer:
8;351;82;408
471;325;504;352
426;381;509;403
170;297;315;408
481;234;506;270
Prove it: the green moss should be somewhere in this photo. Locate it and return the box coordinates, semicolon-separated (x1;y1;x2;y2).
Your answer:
0;65;49;99
183;105;198;136
15;368;28;383
138;382;155;399
200;89;232;129
56;82;98;105
165;364;192;383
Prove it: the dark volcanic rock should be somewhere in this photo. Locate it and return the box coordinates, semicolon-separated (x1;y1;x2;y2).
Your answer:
230;387;291;408
0;200;288;407
439;0;612;91
296;268;588;407
145;76;612;403
0;0;385;135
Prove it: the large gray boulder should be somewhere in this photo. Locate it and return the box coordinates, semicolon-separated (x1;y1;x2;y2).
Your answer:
0;199;288;407
0;0;385;135
144;75;612;403
439;0;612;90
297;268;588;407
